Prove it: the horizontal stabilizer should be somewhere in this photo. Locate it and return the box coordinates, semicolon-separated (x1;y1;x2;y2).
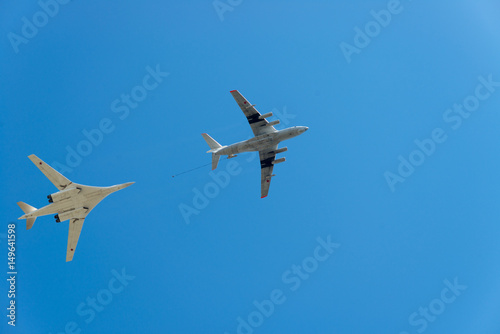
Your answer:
26;218;36;230
212;153;220;170
202;133;222;152
17;201;37;214
17;202;37;230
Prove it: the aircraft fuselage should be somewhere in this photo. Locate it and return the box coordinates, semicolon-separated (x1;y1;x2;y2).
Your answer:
218;126;308;156
20;183;133;220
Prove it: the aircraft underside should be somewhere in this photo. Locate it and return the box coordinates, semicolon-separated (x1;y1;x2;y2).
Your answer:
220;137;278;156
202;90;308;198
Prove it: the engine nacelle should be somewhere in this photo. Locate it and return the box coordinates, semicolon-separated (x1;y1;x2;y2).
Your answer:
272;157;286;165
48;187;81;203
259;112;273;119
54;207;89;223
266;120;280;127
274;147;288;154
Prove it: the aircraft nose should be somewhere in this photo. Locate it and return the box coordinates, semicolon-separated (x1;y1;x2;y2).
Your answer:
121;182;135;189
111;182;135;192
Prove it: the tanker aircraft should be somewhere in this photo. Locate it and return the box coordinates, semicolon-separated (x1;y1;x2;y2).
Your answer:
202;90;308;198
17;154;133;261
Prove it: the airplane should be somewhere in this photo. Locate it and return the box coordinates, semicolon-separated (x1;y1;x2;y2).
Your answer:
17;154;134;262
202;90;308;198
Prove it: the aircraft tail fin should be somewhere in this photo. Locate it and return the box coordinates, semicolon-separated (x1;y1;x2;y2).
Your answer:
202;133;222;153
17;201;37;230
212;154;221;170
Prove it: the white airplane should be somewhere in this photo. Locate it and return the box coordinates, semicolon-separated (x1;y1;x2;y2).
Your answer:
17;154;133;261
202;90;308;198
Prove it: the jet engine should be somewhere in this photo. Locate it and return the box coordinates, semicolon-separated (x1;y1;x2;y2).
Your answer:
273;147;288;154
272;157;286;164
54;207;88;223
259;112;273;119
266;120;280;127
48;187;81;203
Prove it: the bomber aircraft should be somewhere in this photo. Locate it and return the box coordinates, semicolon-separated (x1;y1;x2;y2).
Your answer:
17;154;133;261
202;90;308;198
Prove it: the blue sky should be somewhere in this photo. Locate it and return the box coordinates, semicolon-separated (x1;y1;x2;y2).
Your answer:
2;1;500;333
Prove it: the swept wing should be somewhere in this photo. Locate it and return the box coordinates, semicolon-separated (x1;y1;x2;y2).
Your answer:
230;90;277;136
259;146;277;198
28;154;72;190
66;218;85;262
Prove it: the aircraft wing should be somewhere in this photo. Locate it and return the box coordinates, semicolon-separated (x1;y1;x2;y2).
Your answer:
66;218;85;262
28;154;72;190
259;146;277;198
230;90;277;136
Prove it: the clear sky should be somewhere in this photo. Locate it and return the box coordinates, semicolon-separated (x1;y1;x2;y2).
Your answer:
2;1;500;333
